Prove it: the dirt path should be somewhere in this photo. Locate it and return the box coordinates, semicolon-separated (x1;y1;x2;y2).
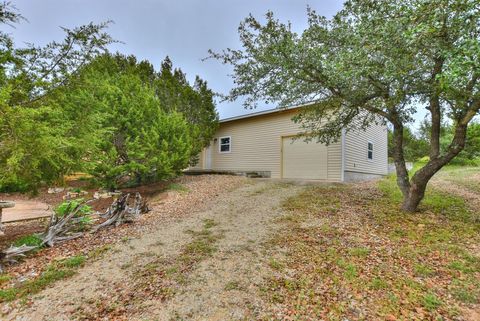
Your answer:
4;180;302;320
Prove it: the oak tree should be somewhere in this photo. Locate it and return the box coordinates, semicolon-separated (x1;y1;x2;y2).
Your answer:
211;0;480;211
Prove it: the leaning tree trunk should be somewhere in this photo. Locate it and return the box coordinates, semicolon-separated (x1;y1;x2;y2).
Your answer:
400;122;469;212
401;176;429;213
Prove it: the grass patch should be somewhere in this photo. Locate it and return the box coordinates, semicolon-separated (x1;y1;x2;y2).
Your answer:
435;166;480;193
12;233;43;247
0;255;86;302
260;175;480;320
202;218;217;229
423;293;442;311
62;255;86;268
0;274;11;286
414;263;435;277
369;277;388;290
452;286;478;304
343;263;358;281
166;183;189;193
127;218;223;306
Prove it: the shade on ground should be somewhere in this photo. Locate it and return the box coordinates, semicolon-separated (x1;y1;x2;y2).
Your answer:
2;201;53;223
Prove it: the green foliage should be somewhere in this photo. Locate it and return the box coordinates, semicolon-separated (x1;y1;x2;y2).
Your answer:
212;0;480;211
12;234;43;247
0;4;217;193
388;126;429;161
155;57;219;165
55;200;92;217
0;4;113;192
62;53;215;189
418;120;480;164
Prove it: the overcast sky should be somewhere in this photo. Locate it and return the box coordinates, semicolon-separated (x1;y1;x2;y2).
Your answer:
8;0;347;119
8;0;431;128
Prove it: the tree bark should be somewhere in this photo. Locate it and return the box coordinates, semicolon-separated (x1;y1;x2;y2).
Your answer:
429;57;444;159
391;122;410;198
401;121;469;212
429;94;441;159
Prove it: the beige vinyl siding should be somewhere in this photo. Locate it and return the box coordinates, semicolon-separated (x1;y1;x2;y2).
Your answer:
344;120;388;175
327;140;343;181
282;136;328;179
208;109;343;180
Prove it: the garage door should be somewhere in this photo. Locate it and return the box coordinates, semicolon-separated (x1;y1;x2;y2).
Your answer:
282;136;328;179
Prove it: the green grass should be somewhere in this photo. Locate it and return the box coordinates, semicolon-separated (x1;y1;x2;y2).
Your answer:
0;274;11;286
62;255;86;268
434;165;480;193
202;218;217;229
0;255;86;302
369;277;388;290
12;233;43;247
413;263;435;277
423;293;442;311
378;173;478;225
269;258;284;270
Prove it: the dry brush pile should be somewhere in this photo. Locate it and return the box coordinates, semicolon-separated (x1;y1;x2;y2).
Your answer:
0;192;149;271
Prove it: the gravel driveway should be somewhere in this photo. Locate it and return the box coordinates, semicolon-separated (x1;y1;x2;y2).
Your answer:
4;179;303;320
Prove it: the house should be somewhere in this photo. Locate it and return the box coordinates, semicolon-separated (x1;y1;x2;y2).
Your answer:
191;105;388;181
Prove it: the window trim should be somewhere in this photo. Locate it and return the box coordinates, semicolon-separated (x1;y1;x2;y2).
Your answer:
367;141;374;161
219;136;232;153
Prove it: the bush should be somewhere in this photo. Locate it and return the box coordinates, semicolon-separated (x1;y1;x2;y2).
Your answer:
55;200;92;217
73;61;193;189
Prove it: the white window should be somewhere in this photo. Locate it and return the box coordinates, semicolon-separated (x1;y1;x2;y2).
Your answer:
219;136;231;153
367;142;374;160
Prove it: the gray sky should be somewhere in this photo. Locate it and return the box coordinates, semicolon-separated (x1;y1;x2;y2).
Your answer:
9;0;345;119
9;0;430;127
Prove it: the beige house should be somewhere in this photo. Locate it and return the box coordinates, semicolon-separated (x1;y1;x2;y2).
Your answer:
192;106;388;181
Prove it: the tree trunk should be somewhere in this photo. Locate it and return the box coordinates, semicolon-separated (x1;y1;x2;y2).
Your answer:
400;122;468;212
402;175;429;212
392;122;410;197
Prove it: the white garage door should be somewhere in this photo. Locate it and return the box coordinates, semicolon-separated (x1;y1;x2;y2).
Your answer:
282;136;328;179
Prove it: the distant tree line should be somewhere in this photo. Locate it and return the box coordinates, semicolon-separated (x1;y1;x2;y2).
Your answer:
0;3;218;192
388;120;480;165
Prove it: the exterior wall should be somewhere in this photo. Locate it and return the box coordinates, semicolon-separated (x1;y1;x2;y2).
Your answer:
189;149;204;170
204;109;343;180
344;171;384;182
344;119;388;178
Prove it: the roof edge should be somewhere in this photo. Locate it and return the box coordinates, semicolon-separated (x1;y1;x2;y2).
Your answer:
219;102;315;123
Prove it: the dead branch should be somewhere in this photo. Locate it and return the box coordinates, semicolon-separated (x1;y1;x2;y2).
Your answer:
0;244;38;272
93;192;149;232
42;200;93;247
0;192;149;270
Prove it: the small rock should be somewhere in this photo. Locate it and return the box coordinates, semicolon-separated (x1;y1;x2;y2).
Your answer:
48;187;65;194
